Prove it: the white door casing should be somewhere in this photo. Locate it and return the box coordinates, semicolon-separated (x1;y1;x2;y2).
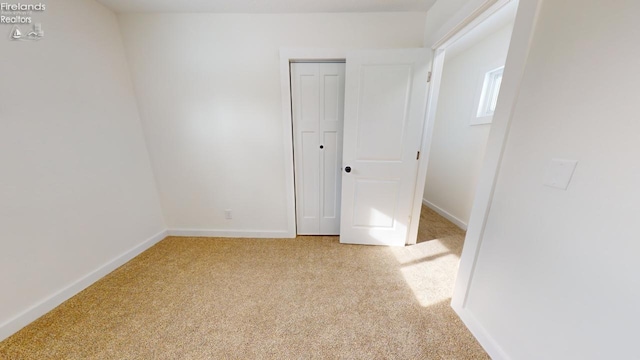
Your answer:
340;49;430;246
291;62;346;235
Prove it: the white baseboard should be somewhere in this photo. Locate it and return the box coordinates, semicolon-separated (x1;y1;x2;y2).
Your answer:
451;303;510;360
168;229;295;238
0;230;168;342
422;199;468;230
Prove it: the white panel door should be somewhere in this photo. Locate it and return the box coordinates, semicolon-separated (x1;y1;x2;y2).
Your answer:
291;62;346;235
340;49;430;246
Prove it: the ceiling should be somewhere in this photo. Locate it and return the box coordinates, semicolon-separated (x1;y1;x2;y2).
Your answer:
95;0;437;13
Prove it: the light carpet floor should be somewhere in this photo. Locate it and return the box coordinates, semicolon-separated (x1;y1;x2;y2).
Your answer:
0;206;489;359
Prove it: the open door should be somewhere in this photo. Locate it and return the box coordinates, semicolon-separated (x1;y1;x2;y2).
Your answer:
339;49;431;246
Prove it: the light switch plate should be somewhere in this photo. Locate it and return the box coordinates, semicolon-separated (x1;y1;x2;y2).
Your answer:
544;158;578;190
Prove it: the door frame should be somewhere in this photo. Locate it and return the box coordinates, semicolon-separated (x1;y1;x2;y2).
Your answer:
407;0;517;246
280;48;347;237
423;0;543;358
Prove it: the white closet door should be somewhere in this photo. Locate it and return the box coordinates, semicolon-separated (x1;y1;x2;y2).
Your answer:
291;62;345;235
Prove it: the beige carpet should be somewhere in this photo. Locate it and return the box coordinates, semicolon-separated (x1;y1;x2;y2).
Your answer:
0;206;488;359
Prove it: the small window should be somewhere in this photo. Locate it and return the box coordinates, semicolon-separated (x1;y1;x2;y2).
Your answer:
475;66;504;120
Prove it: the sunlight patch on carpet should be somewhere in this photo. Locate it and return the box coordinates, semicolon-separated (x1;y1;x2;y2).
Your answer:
389;239;461;307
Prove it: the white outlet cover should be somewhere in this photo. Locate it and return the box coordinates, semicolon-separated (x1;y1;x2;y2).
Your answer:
544;158;578;190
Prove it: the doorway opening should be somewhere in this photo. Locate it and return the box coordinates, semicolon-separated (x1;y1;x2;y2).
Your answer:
417;1;518;240
395;0;519;320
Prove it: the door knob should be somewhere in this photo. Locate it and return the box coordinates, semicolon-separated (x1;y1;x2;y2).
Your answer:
319;145;324;149
345;166;352;173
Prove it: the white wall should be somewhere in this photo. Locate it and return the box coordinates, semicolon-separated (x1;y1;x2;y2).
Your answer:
423;24;512;228
463;0;640;358
0;0;165;340
118;13;427;235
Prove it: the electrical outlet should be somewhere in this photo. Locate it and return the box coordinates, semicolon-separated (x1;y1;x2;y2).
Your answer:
224;209;232;220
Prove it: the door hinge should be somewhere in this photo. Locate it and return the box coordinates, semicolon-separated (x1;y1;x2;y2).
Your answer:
416;151;420;160
427;71;432;83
